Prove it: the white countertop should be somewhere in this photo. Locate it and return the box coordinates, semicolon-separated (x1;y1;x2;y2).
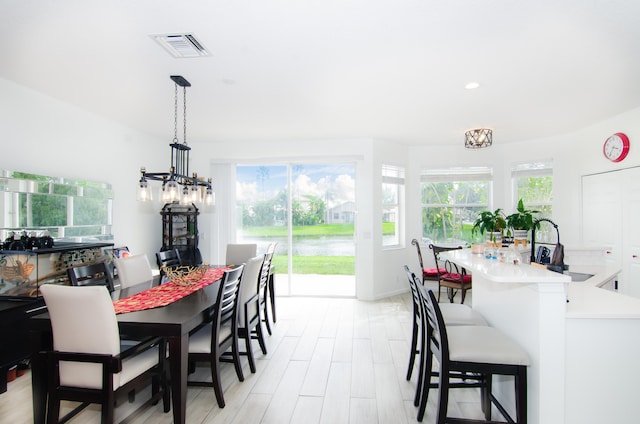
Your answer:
564;264;640;319
441;248;640;319
440;249;570;283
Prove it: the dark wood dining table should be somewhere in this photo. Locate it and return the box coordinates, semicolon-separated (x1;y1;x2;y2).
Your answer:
29;273;222;424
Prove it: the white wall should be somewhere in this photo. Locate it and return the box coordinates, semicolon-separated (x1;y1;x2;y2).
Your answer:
0;78;166;260
3;75;640;299
402;107;640;288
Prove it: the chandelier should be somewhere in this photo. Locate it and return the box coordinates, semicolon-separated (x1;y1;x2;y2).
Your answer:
136;75;214;206
464;128;493;149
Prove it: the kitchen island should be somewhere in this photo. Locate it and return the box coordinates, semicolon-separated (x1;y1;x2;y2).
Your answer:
440;248;640;424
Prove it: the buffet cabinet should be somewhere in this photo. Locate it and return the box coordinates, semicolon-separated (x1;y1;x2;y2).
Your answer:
160;203;202;266
0;242;113;393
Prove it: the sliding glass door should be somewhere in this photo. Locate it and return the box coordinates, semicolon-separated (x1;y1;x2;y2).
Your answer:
236;162;356;297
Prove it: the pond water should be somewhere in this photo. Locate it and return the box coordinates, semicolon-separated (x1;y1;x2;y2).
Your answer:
241;235;356;256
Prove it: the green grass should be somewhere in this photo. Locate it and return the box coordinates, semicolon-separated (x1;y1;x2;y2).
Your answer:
243;224;355;237
243;222;396;237
272;255;354;275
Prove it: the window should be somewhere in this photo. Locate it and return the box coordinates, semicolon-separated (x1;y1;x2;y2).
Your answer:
512;161;553;242
420;167;492;244
511;161;553;217
382;164;405;247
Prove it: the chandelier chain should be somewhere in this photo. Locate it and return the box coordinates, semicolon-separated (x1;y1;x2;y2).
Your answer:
183;86;187;145
173;83;179;143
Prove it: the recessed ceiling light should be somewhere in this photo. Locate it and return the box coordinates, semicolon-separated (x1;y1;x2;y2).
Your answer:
465;82;480;90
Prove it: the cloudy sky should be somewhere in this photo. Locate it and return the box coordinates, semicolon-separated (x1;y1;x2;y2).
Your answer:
236;164;355;208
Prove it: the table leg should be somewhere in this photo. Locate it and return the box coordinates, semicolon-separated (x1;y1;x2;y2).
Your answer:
31;351;47;423
268;272;276;323
169;335;188;424
0;365;7;394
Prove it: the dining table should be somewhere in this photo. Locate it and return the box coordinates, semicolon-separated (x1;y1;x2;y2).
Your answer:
29;267;227;424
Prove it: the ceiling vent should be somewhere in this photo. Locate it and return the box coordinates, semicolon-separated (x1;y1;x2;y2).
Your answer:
152;33;210;58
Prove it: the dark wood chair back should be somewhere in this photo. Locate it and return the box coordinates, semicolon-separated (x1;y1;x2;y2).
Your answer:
66;262;115;292
156;249;182;275
188;265;245;408
258;242;277;335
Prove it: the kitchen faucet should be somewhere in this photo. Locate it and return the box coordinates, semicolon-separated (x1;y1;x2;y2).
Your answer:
530;218;560;265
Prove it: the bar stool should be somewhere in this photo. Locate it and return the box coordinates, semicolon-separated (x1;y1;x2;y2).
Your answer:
417;285;529;423
405;266;487;407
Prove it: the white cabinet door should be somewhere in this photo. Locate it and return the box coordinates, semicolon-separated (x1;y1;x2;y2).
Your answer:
582;171;621;266
583;167;640;298
622;168;640;297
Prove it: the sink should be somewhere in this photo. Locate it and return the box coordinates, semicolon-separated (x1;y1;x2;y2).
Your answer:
565;271;594;282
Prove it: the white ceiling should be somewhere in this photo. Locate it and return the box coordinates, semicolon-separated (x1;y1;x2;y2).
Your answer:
2;0;640;146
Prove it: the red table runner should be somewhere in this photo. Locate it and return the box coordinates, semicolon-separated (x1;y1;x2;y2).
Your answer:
113;267;228;314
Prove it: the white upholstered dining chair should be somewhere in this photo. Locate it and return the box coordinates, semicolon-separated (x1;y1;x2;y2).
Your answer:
114;254;153;289
225;243;257;265
237;255;268;373
40;284;169;423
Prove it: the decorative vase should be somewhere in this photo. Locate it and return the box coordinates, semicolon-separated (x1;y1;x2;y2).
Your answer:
513;229;529;247
485;231;502;248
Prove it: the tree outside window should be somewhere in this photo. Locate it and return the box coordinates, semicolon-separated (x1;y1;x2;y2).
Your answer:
512;161;553;240
420;168;492;244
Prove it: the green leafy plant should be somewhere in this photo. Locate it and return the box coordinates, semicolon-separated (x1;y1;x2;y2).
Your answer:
472;208;507;241
506;199;540;231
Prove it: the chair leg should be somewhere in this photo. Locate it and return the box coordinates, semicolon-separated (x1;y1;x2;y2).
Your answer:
245;330;257;373
262;298;272;335
413;339;424;407
448;288;456;303
516;367;528;424
417;345;434;421
406;314;419;381
162;365;171;413
268;272;276;323
210;357;225;408
46;395;60;424
101;391;115;424
434;364;450;424
461;287;466;304
255;322;268;355
483;373;492;421
232;340;245;382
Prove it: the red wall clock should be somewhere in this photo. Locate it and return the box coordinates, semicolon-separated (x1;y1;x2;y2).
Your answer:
603;133;630;162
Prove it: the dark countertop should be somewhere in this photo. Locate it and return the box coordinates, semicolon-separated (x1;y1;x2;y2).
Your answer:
1;241;113;255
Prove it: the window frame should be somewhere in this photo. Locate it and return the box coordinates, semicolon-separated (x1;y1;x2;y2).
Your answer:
420;167;493;244
382;164;405;249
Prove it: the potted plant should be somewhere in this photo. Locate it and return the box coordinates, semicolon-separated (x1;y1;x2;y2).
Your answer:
472;208;507;247
506;199;540;247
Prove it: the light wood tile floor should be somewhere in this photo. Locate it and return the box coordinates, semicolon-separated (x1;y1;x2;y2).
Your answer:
0;293;487;424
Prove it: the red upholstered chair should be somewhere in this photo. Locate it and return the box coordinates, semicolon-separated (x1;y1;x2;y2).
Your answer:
411;239;445;283
429;244;472;304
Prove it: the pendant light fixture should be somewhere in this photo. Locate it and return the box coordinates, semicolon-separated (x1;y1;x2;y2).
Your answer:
464;128;493;149
137;76;214;206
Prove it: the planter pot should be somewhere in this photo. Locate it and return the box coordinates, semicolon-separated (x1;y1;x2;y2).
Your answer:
485;231;502;248
513;229;529;247
471;244;485;254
